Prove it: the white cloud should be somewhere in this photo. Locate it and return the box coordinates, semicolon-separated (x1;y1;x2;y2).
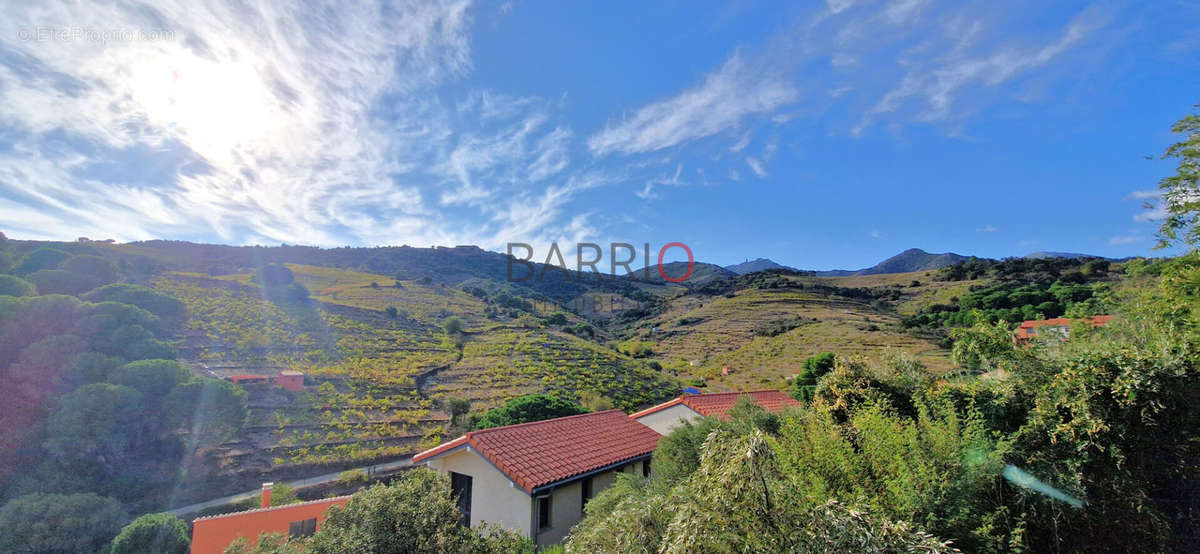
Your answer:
1109;235;1143;245
636;164;686;200
845;4;1112;134
587;53;798;156
977;224;999;233
884;0;929;24
870;229;883;239
745;157;768;178
729;131;753;153
0;0;606;251
1127;189;1162;199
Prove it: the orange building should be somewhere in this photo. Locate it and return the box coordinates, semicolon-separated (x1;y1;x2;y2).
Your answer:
1013;315;1113;346
190;484;348;554
275;370;305;392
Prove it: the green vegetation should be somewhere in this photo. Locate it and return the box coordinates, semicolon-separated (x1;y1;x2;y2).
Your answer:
790;351;834;401
901;256;1116;339
0;492;126;554
1153;103;1200;248
472;393;587;430
567;252;1200;552
109;512;190;554
225;469;532;554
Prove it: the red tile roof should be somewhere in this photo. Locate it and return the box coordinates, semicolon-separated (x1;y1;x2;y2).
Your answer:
413;410;660;493
1014;315;1113;340
630;390;800;420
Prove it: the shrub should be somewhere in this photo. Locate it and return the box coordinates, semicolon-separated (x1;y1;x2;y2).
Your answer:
110;512;189;554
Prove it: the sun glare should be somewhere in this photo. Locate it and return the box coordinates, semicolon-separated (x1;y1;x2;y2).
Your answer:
132;56;277;161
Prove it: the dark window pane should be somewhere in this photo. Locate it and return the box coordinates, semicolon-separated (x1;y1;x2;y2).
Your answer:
289;518;316;538
449;472;473;526
538;496;551;529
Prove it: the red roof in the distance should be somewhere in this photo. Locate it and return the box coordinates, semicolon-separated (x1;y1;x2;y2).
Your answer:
413;410;660;493
1014;315;1113;338
630;390;800;420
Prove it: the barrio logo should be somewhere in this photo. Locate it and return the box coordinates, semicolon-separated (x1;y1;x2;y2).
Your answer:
507;242;695;283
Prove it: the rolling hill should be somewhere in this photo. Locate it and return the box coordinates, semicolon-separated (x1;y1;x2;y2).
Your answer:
816;248;969;276
724;258;796;274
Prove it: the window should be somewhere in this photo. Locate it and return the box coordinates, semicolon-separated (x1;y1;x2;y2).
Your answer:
581;477;593;511
537;495;552;530
449;472;473;526
288;518;316;538
642;459;651;478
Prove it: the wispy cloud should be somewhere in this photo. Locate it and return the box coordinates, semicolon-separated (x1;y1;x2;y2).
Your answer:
1109;235;1143;245
587;53;798;156
0;0;603;250
977;224;999;233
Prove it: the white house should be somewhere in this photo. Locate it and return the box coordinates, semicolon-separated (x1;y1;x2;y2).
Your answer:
413;409;661;546
630;390;801;435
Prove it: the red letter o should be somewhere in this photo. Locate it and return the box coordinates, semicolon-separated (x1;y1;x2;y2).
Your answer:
657;242;694;283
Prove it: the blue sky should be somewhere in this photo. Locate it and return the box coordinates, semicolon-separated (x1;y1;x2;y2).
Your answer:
0;0;1196;270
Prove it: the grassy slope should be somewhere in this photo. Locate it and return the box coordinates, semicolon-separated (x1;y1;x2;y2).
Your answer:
151;264;676;475
615;271;982;391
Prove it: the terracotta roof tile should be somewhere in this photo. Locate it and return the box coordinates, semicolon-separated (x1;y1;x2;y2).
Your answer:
631;390;800;420
413;410;660;493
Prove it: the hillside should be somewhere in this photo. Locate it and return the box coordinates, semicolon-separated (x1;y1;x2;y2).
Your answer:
816;248;968;276
724;258;795;274
0;237;1142;512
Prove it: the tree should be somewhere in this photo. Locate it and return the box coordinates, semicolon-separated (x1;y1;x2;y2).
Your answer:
43;383;146;466
61;255;119;292
792;352;836;402
165;378;248;445
84;284;187;330
0;493;126;554
949;317;1015;372
384;306;398;319
252;264;294;287
303;469;532;554
443;316;463;335
110;512;189;554
107;359;193;404
566;429;959;553
444;397;470;426
224;533;305;554
11;247;71;276
1153;103;1200;248
473;393;586;430
0;274;36;297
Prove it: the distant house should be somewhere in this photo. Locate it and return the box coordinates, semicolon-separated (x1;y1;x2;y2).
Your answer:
630;390;801;435
413;410;661;546
275;370;305;392
190;483;349;554
225;374;270;386
1013;315;1114;347
223;371;305;391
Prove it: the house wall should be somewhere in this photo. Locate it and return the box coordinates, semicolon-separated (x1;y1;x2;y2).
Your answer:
190;497;348;554
634;404;701;435
425;447;533;537
533;459;648;546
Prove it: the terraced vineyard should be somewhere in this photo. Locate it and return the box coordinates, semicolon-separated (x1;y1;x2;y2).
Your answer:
613;271;977;389
149;264;678;481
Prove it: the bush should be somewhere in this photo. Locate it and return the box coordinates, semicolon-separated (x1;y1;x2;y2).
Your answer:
0;274;36;296
252;264;294;287
443;316;463;335
110;512;189;554
791;352;835;402
302;469;533;553
0;493;126;554
473;394;586;430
